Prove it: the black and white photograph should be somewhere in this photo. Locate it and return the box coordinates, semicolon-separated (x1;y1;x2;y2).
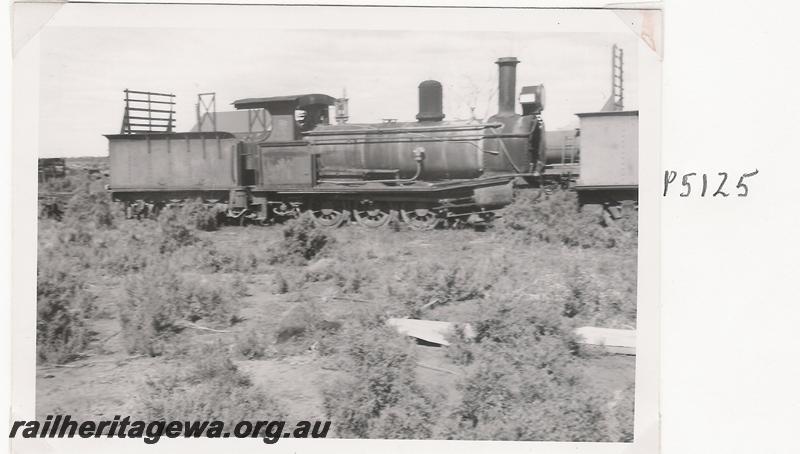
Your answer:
14;2;660;451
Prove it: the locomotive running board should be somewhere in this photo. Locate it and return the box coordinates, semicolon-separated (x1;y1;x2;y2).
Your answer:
267;175;517;195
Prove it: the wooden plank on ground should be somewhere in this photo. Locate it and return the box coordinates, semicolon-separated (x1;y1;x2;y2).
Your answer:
574;326;636;355
386;318;475;346
386;318;636;356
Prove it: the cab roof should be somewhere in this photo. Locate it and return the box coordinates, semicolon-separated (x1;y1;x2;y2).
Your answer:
233;94;335;110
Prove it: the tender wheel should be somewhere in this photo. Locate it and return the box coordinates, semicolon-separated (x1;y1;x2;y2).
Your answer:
309;207;350;228
400;207;440;230
354;205;395;228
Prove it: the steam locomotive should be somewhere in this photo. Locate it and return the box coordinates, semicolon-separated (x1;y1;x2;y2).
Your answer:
105;57;546;229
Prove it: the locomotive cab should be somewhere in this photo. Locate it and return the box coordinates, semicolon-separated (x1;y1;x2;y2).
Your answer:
233;94;336;142
230;94;337;193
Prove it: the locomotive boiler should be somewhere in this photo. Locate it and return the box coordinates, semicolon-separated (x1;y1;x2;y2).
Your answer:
105;57;546;229
306;57;544;182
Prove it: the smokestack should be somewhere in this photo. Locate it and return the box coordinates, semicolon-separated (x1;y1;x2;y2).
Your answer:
496;57;520;116
417;80;445;122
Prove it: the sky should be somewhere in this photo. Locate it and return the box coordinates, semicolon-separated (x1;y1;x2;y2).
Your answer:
37;25;638;157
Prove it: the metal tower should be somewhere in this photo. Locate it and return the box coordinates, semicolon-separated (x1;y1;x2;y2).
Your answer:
195;92;217;132
602;44;624;111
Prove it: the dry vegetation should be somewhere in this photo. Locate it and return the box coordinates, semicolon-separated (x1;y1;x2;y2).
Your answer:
37;171;637;442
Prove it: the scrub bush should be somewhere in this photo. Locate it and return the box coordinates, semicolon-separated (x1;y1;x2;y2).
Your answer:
268;216;334;265
157;209;200;254
98;221;162;275
235;326;270;360
63;179;118;229
117;263;238;356
322;324;439;438
36;257;95;363
445;356;611;441
302;253;377;295
141;344;286;426
386;253;507;316
611;382;636;442
442;293;613;441
500;189;636;249
175;199;222;232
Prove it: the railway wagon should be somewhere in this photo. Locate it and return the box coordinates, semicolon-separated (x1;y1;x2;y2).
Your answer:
38;158;66;182
574;110;639;219
106;57;546;229
540;128;580;188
